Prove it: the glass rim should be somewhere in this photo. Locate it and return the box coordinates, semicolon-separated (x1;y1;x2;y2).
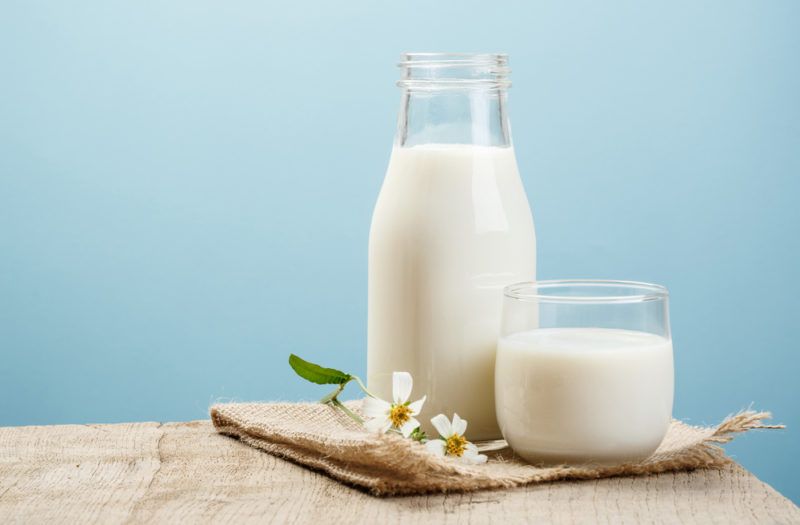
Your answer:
504;279;669;304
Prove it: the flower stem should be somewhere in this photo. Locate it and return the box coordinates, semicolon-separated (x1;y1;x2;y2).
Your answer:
330;398;364;424
318;382;347;404
315;376;369;426
351;375;377;398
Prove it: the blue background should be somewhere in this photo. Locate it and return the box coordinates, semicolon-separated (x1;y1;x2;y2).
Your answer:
1;1;798;503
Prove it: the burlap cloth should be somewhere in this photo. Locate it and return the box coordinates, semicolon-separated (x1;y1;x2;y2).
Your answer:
210;401;777;496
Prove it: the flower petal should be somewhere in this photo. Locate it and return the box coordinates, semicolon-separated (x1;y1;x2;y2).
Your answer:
364;417;392;434
425;439;446;457
451;413;467;436
392;371;413;404
407;395;426;416
430;413;453;438
362;396;391;418
399;417;419;438
462;443;488;464
463;452;488;464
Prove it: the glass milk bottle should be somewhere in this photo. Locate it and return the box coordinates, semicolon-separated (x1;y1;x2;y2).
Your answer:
367;53;536;440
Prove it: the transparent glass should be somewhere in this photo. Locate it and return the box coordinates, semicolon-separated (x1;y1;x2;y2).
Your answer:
496;280;674;464
395;53;511;147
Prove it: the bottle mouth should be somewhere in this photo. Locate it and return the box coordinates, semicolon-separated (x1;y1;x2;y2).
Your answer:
397;53;511;90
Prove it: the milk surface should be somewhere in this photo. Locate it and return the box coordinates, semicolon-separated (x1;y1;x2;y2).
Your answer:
496;328;673;464
368;144;536;440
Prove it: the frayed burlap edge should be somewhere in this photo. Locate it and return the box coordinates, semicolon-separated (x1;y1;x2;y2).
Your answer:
210;403;781;497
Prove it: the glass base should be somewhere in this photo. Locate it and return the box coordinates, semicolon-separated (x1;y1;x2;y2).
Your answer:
473;439;509;453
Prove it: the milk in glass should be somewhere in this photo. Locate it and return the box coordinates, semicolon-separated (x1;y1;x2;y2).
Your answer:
496;327;674;464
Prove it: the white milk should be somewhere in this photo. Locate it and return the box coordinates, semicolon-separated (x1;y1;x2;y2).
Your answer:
496;328;673;464
368;144;536;440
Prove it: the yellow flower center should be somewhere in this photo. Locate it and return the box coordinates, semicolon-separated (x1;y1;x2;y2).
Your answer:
389;404;411;428
445;434;468;457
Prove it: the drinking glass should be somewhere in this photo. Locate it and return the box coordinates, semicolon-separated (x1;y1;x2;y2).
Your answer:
495;280;674;465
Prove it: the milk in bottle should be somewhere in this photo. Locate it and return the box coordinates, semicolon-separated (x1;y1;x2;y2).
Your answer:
367;54;536;440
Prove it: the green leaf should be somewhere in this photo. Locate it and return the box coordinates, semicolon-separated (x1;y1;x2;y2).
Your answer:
288;354;352;385
410;427;427;443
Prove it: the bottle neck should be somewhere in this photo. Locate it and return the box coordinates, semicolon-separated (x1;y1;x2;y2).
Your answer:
394;53;512;148
396;88;511;147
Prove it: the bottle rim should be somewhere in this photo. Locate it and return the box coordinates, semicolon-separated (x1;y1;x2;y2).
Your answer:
397;52;511;90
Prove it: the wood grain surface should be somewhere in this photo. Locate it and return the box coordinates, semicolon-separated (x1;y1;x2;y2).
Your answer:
1;421;797;524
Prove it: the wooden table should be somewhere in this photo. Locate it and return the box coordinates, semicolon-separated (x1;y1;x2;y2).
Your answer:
1;421;797;524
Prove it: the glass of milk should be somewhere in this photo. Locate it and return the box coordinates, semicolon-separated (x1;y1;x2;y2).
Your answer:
496;280;674;465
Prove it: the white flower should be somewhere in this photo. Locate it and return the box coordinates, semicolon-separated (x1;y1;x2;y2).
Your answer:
362;372;426;438
425;413;487;464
